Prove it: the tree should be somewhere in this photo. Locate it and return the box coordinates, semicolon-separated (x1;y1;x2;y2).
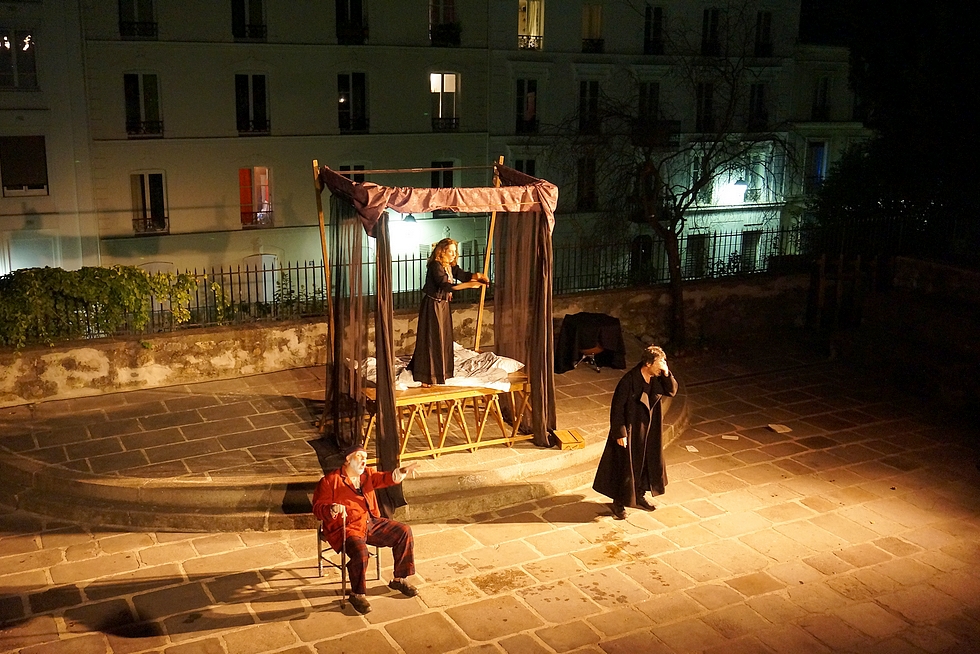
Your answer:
540;2;792;345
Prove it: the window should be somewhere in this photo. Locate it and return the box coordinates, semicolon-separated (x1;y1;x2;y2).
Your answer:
740;230;762;272
696;82;714;132
805;141;827;192
336;0;367;45
430;72;458;131
431;161;453;188
339;164;365;182
232;0;266;41
235;74;269;134
0;136;48;197
124;73;163;137
748;83;767;131
239;166;272;228
644;5;664;55
754;11;772;57
119;0;157;39
514;159;536;177
639;82;660;122
812;77;830;121
684;233;708;277
578;80;600;134
581;4;603;53
518;0;545;50
0;29;37;89
516;79;538;134
576;157;597;211
131;172;168;234
338;72;368;132
429;0;460;47
701;8;720;56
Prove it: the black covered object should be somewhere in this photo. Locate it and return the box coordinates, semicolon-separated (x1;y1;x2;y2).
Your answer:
555;312;627;374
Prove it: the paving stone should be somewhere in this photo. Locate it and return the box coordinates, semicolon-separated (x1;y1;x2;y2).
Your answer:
571;543;637;569
419;578;483;609
755;624;834;653
162;604;256;642
445;596;543;641
500;633;551;654
745;593;808;624
695;540;770;574
835;542;893;568
595;630;670;654
462;540;541;572
620;559;694;595
833;601;909;638
701;603;771;639
220;622;301;654
784;581;849;613
289;607;366;643
523;554;587;583
877;585;964;622
799;612;877;652
652;616;727;652
700;511;771;538
315;628;398;654
383;611;468;654
414;528;481;561
656;550;729;583
519;580;601;623
464;515;552;547
725;571;784;597
471;568;536;595
569;567;649;608
586;606;654;637
536;620;601;652
416;554;478;584
872;557;946;585
660;524;719;548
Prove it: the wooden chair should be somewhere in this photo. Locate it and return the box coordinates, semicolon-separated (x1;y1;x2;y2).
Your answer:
316;519;380;607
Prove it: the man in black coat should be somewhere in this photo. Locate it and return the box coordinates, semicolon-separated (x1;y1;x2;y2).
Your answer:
593;345;678;520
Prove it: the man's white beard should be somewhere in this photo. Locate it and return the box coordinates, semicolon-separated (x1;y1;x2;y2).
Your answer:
346;461;366;477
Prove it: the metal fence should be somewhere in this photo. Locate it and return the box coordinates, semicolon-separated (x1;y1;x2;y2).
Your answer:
139;217;957;335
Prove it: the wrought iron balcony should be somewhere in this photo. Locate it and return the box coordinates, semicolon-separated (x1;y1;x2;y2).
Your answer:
126;120;164;138
339;116;370;133
233;23;267;41
241;210;274;229
336;21;368;45
133;215;169;235
237;119;270;135
119;21;158;39
430;22;461;47
431;117;459;132
518;35;543;50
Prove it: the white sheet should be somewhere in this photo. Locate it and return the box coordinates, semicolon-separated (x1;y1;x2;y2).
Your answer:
362;343;524;392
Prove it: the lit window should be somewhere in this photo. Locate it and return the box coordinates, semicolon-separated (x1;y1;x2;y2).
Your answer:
0;29;37;89
518;0;545;50
239;167;273;228
131;172;168;234
124;73;163;137
430;73;458;131
0;136;48;197
581;4;603;53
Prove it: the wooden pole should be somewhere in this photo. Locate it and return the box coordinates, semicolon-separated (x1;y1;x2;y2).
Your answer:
474;156;504;351
313;160;335;433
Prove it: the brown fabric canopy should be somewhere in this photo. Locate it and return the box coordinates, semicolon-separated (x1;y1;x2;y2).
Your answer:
317;163;559;515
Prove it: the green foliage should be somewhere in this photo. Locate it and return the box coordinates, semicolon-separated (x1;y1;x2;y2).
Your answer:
0;266;197;348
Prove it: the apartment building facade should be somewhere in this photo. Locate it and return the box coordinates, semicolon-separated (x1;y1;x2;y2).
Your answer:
0;0;867;275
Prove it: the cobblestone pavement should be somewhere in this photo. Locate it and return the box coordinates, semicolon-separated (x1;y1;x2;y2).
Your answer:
2;342;980;653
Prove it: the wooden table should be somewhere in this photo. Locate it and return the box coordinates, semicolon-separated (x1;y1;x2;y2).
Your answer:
361;373;532;461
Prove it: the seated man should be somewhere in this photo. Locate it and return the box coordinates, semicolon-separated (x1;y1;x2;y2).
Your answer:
312;444;420;614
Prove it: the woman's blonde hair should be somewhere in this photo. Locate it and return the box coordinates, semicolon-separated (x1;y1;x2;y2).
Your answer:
429;238;458;266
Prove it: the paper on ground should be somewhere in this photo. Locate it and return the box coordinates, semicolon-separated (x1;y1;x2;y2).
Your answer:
768;423;793;433
685;445;699;453
721;434;739;440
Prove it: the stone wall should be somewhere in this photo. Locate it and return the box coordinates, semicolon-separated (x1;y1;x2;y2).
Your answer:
0;273;809;407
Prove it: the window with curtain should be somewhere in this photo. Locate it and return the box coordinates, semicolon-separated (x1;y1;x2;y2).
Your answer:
338;72;368;132
579;80;600;134
336;0;367;45
644;5;664;55
239;166;273;228
0;135;48;197
518;0;544;50
131;171;168;234
516;78;538;134
0;29;37;89
581;4;603;53
232;0;266;41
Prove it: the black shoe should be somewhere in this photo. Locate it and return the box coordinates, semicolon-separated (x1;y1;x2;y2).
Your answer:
611;503;626;520
348;594;372;614
635;497;657;511
388;579;418;597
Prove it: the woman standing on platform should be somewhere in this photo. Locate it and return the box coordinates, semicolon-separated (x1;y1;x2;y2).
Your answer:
408;238;489;387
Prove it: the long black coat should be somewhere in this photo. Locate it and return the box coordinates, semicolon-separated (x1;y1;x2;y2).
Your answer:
408;261;474;384
593;364;678;507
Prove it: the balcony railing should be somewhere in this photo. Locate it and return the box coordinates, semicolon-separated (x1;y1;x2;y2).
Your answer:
518;34;543;50
233;23;267;41
133;215;169;235
430;22;461;47
582;38;604;54
237;119;270;135
241;211;274;229
119;21;158;39
431;117;459;132
336;21;368;45
339;116;370;133
126;120;164;138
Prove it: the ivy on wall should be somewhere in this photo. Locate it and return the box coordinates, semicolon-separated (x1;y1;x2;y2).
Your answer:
0;266;198;348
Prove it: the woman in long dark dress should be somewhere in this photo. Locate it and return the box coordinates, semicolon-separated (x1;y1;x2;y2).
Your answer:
408;238;489;386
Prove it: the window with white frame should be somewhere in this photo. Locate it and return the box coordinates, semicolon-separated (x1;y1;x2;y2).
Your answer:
124;73;163;137
338;72;368;132
515;158;536;177
754;11;772;56
235;73;269;134
812;76;830;121
431;161;454;188
518;0;544;50
701;8;721;55
429;0;459;46
336;0;367;45
748;83;767;130
430;72;458;131
339;164;365;182
0;136;48;197
0;28;37;89
130;171;168;234
119;0;157;39
696;82;714;132
239;166;272;228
